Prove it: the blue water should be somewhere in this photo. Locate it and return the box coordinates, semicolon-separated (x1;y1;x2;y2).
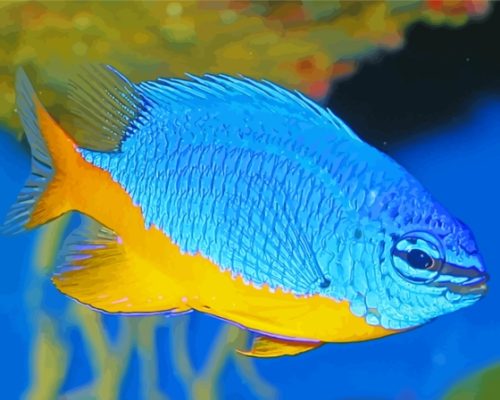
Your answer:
0;98;499;399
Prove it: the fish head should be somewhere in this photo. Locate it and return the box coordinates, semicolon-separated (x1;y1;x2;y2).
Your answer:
378;214;488;329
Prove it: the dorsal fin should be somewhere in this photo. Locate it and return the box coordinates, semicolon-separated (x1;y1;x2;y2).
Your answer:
137;74;361;142
67;64;150;152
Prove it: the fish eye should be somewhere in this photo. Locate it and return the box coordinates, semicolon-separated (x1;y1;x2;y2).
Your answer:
391;231;444;284
407;249;434;270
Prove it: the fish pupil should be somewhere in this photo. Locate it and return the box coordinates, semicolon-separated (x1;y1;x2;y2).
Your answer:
407;249;433;270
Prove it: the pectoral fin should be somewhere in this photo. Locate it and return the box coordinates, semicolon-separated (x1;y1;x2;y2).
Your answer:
237;335;323;358
52;218;190;315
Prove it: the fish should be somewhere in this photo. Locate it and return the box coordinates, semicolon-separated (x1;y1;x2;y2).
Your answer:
3;65;488;358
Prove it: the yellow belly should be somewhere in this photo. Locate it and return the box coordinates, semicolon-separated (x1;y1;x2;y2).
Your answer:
181;253;396;342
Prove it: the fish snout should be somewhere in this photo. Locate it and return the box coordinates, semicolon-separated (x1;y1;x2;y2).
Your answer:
447;274;488;296
434;261;489;296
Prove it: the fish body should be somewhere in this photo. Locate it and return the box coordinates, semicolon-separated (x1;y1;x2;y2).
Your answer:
4;66;488;357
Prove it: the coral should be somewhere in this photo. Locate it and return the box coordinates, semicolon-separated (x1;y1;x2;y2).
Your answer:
445;364;500;400
0;0;490;137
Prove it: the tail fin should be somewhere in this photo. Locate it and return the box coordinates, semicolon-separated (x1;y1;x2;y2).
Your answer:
2;69;75;234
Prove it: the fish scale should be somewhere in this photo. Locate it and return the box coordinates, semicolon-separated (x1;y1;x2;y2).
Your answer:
87;123;349;293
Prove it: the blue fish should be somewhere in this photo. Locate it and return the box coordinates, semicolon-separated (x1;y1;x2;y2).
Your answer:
3;65;488;357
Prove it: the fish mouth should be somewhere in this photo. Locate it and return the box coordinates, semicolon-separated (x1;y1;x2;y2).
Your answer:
445;276;488;296
433;261;489;296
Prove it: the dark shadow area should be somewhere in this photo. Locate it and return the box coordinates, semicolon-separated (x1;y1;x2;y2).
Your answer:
328;2;500;147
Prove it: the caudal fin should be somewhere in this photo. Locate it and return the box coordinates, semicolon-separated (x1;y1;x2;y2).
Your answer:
2;69;74;234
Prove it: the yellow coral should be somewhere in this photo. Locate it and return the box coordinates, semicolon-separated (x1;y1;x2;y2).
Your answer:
0;0;490;134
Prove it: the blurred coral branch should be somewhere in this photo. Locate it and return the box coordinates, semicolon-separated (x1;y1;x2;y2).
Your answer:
25;216;70;400
0;0;490;137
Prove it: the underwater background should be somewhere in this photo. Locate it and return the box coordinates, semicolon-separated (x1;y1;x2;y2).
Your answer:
0;1;499;399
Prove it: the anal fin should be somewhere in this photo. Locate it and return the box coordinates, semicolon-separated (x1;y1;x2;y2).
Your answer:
237;335;322;358
52;218;190;315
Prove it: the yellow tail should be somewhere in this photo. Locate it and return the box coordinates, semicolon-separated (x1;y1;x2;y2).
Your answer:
2;69;78;234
